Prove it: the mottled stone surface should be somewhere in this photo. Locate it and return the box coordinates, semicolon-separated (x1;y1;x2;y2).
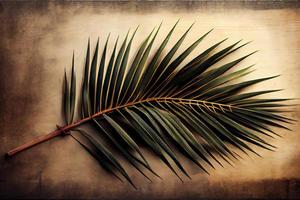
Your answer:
0;1;300;199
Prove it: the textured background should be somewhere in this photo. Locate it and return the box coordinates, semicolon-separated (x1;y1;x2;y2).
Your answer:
0;1;300;199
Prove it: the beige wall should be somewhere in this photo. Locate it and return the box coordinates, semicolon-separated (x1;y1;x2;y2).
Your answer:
0;1;300;199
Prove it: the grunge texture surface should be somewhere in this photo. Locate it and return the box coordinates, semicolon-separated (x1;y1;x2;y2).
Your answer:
0;1;300;199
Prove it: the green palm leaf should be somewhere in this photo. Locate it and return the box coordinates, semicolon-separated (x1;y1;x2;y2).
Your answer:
7;21;295;187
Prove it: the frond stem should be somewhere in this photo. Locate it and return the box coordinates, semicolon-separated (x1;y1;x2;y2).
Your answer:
6;97;237;157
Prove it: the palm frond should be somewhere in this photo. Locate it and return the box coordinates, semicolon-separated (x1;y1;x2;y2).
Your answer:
7;22;294;187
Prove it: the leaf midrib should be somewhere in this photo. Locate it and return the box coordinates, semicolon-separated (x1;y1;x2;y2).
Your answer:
62;97;240;132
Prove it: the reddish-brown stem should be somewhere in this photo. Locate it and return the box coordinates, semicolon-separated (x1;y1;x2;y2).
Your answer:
6;129;63;157
6;97;230;157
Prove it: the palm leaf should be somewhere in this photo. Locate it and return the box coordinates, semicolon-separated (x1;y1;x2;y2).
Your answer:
7;22;295;187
